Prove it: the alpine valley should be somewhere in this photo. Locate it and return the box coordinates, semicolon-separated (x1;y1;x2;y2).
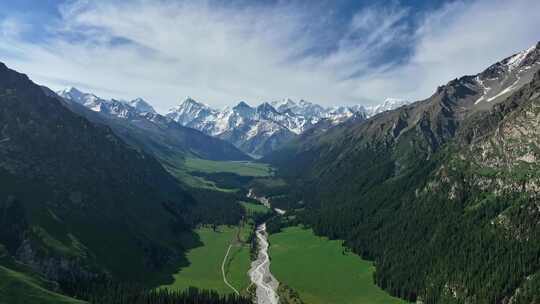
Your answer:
1;5;540;304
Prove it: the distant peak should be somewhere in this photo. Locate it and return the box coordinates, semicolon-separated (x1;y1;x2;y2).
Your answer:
176;96;209;109
66;86;81;93
183;96;198;103
257;102;278;112
382;98;407;105
60;86;85;96
283;97;295;103
258;101;272;107
364;98;409;117
281;98;296;106
57;87;99;104
129;97;156;113
234;101;252;108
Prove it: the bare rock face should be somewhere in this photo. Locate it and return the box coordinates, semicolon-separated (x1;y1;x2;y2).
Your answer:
418;71;540;245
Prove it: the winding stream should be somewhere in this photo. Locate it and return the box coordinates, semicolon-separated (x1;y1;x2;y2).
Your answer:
248;223;279;304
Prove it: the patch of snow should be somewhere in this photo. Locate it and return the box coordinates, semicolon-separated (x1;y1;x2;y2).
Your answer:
506;44;536;71
474;76;492;104
487;76;521;102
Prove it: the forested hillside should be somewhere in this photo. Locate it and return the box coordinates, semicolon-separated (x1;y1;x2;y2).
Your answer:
0;62;249;304
265;43;540;303
0;61;196;281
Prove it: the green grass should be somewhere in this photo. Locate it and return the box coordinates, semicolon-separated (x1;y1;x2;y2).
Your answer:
269;226;407;304
184;158;272;177
0;265;86;304
166;166;238;192
161;225;251;295
240;201;270;216
163;157;273;191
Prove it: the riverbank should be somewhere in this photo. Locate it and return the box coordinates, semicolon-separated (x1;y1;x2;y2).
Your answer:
248;223;280;304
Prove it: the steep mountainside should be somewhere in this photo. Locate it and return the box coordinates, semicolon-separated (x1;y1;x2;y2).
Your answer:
0;251;85;304
264;42;540;303
0;62;195;286
167;97;407;156
58;88;249;162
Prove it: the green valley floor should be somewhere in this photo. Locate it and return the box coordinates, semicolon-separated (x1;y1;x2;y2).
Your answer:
269;226;406;304
160;225;252;295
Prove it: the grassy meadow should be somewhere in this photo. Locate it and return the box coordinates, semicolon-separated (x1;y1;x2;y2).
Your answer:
269;226;406;304
163;156;273;191
183;158;272;177
161;225;252;295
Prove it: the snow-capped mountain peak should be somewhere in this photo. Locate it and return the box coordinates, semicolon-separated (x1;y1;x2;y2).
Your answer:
270;98;296;113
505;43;538;71
59;87;86;100
257;102;279;114
57;87;156;119
270;98;327;118
232;101;256;118
58;87;104;112
172;96;211;112
365;98;409;117
128;97;156;114
167;97;217;125
472;42;540;105
234;101;253;109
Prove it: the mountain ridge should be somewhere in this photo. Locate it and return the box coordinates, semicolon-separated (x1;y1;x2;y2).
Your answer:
0;61;195;285
167;96;409;156
57;87;250;162
260;42;540;303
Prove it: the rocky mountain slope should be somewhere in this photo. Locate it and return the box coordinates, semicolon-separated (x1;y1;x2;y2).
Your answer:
0;62;197;287
167;97;408;156
57;88;249;162
263;42;540;303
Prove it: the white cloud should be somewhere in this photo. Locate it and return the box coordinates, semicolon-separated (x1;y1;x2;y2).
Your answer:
0;0;539;112
363;0;540;101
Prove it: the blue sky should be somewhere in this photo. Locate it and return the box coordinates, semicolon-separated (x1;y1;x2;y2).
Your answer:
0;0;539;112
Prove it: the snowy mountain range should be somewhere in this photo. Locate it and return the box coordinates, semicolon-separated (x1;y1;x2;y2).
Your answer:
58;87;408;157
167;97;408;156
57;88;249;161
58;87;157;117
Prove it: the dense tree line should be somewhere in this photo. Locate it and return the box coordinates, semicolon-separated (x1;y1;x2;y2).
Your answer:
179;187;246;227
285;147;540;303
61;276;251;304
260;64;540;303
264;133;540;303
